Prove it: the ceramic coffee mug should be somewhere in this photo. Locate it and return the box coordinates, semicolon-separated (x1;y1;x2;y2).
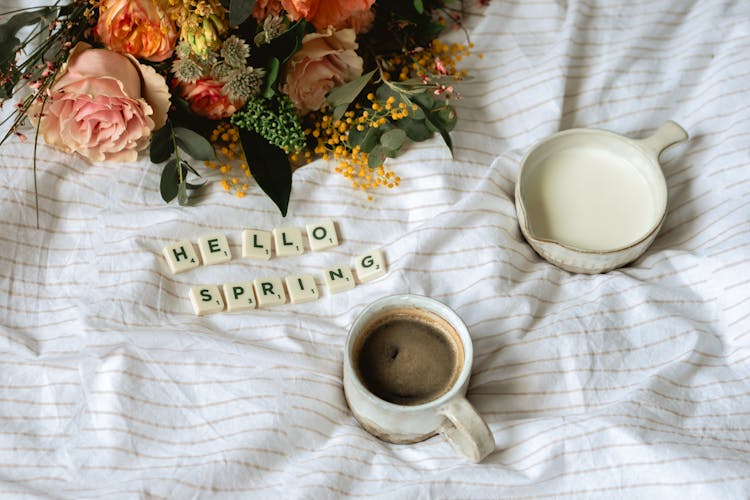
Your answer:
343;294;495;463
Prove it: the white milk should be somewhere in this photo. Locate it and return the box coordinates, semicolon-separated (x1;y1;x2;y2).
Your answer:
523;147;656;251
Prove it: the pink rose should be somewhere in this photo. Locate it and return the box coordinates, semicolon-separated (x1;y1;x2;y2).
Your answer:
280;0;375;31
282;27;363;114
33;42;170;163
176;79;244;120
252;0;284;19
96;0;177;62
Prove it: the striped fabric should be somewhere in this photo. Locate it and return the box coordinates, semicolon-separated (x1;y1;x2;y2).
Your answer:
1;0;749;497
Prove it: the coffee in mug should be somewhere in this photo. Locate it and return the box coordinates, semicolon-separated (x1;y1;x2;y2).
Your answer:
344;294;495;462
353;308;464;406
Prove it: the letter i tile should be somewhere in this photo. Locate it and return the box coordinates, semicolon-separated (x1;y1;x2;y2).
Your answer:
285;274;319;304
163;240;201;274
253;277;287;307
198;233;232;266
189;285;225;315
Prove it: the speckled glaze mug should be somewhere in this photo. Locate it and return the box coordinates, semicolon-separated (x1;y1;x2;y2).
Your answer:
343;294;495;463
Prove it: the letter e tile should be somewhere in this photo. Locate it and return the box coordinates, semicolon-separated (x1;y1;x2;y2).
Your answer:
198;233;232;266
223;282;257;312
253;277;287;307
242;229;273;260
306;220;339;251
189;285;225;315
355;250;387;283
163;240;201;274
323;265;356;294
285;274;319;304
272;227;304;257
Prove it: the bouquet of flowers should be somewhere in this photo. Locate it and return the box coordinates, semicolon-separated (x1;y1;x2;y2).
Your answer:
0;0;481;216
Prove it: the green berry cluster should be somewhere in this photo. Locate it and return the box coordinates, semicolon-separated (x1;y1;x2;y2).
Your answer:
231;94;306;154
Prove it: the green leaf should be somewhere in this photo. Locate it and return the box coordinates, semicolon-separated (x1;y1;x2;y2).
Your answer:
326;69;376;110
380;129;406;152
229;0;255;26
177;179;189;206
436;106;458;132
237;129;292;216
368;145;387;169
262;57;280;98
401;117;432;142
150;124;174;163
413;99;453;155
160;159;180;203
413;0;424;14
173;127;216;161
348;123;380;153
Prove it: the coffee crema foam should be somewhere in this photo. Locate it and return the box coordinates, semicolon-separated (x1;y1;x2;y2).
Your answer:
353;308;465;406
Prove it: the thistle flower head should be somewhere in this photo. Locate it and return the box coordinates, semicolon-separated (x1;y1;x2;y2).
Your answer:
220;35;250;68
172;57;205;83
221;67;265;101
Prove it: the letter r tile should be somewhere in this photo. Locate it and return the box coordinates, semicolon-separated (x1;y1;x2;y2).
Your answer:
163;240;201;274
253;277;287;307
198;233;232;266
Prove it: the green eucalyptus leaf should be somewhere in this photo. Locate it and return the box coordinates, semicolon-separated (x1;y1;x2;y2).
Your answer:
400;117;432;142
160;159;180;203
173;127;216;161
368;145;387;169
332;104;349;122
262;57;280;98
413;0;424;14
326;69;376;109
413;99;453;154
237;129;292;216
380;128;406;152
348;123;380;153
229;0;255;26
436;106;458;131
149;124;174;163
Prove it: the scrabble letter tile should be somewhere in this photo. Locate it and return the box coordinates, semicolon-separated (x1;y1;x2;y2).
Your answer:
273;227;304;257
306;220;339;252
253;277;287;307
242;229;272;260
355;250;387;283
285;274;319;304
323;265;356;294
163;240;200;274
189;285;225;315
223;282;257;312
198;233;232;266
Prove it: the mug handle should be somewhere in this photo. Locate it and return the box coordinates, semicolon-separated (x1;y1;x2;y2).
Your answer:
637;120;688;159
438;397;495;463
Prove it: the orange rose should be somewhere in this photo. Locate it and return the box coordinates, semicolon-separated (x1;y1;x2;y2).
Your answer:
282;27;363;114
281;0;375;31
176;79;244;120
96;0;177;62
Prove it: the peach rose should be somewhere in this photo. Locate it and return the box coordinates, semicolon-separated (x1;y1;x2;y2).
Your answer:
252;0;284;20
281;0;375;31
32;43;170;163
96;0;177;62
282;27;363;114
176;79;244;120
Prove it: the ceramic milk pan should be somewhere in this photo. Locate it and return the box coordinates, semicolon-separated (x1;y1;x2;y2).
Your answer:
515;121;688;274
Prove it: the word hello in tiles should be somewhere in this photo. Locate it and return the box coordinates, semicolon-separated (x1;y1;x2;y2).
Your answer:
162;220;340;274
160;220;387;315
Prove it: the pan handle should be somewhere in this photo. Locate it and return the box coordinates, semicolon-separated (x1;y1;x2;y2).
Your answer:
637;120;688;159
